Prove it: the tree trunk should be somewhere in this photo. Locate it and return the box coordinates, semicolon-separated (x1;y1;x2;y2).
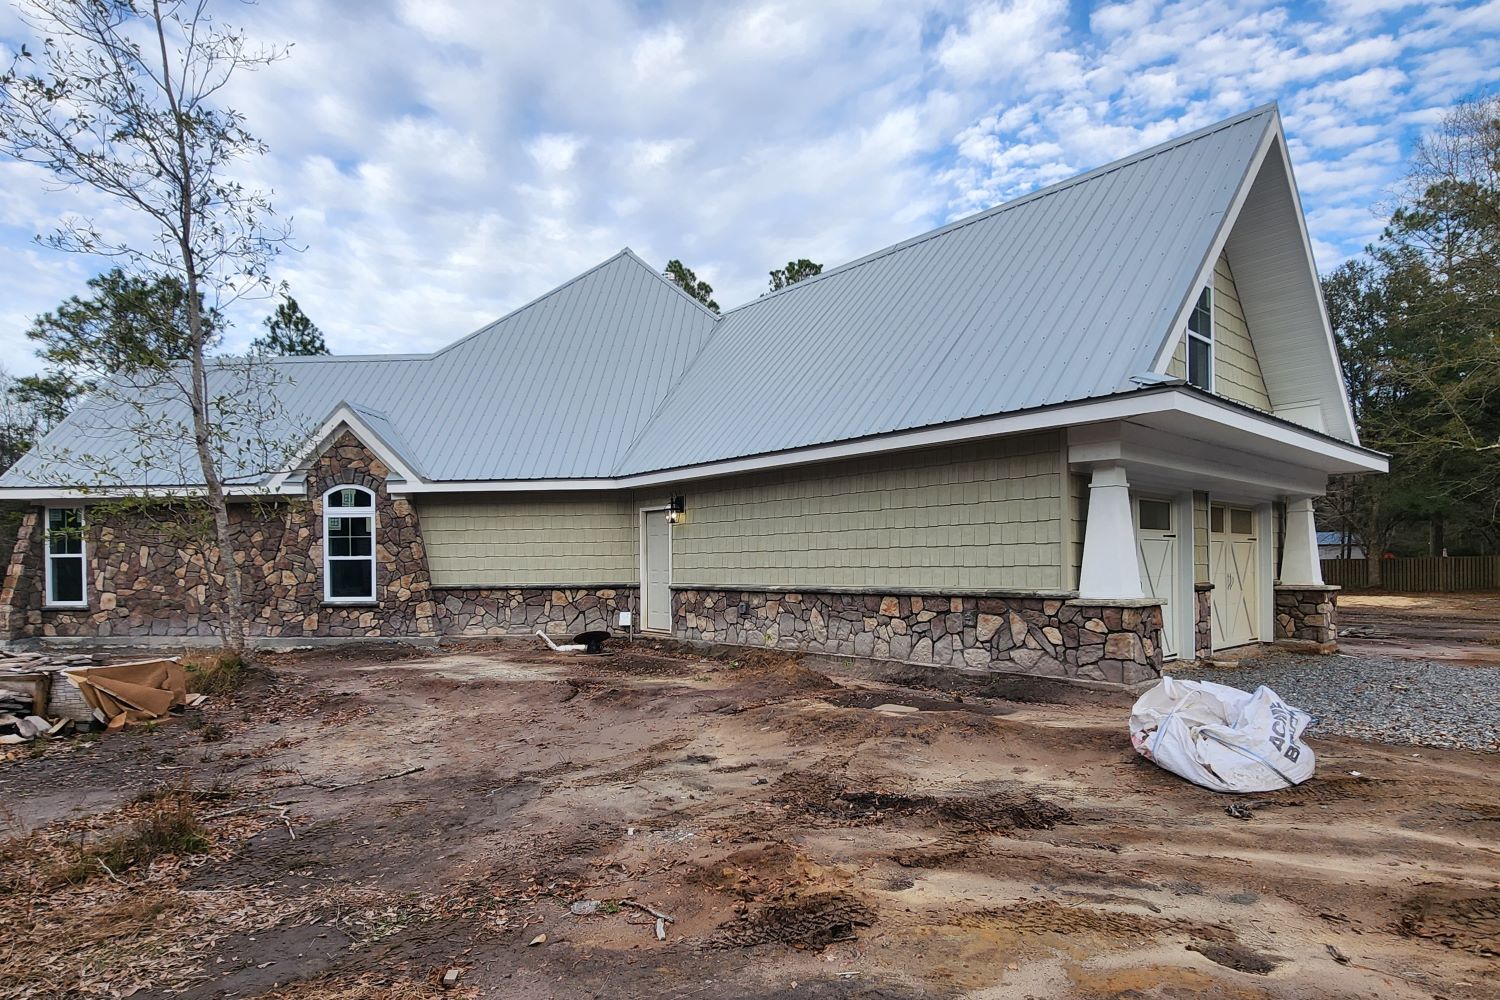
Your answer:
155;2;249;659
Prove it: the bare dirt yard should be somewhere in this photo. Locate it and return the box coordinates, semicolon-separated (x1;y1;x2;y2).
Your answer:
3;638;1496;999
1339;591;1500;665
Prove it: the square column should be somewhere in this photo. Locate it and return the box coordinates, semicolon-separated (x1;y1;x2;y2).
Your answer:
1078;462;1144;600
1279;496;1324;586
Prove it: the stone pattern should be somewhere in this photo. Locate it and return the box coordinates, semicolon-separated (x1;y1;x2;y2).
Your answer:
673;589;1163;686
1274;586;1338;649
1194;583;1213;660
21;432;437;640
0;510;42;640
431;587;637;637
9;432;641;644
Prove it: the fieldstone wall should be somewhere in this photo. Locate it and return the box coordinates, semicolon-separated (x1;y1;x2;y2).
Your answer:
673;588;1163;687
1193;583;1213;661
14;432;437;640
0;510;42;640
1274;585;1339;651
430;587;637;637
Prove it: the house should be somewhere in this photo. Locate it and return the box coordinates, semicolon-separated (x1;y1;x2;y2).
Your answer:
1316;531;1366;560
0;104;1386;688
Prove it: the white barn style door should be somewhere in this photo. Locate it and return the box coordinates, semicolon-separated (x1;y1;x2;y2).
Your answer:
1134;497;1178;659
1210;504;1259;649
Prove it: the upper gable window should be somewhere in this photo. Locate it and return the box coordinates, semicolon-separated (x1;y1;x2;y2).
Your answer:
1186;287;1213;390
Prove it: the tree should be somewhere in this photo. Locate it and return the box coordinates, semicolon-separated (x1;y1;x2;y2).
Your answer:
0;0;297;657
768;258;822;292
1320;95;1500;566
664;259;719;313
16;267;218;425
0;365;49;474
251;295;328;356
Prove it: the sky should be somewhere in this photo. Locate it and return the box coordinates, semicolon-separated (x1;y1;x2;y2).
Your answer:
0;0;1498;374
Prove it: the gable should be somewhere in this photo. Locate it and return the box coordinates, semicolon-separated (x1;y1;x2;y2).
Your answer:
1165;251;1272;411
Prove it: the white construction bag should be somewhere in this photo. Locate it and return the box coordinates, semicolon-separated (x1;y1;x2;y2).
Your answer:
1129;676;1316;793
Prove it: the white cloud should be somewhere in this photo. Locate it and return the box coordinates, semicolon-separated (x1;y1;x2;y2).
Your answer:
0;0;1495;375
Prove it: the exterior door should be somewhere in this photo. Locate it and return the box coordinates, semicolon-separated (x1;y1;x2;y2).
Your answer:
1135;497;1177;659
1210;504;1259;648
642;509;672;632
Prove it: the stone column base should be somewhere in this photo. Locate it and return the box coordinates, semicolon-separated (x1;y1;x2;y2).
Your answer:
1274;585;1339;653
1193;583;1213;661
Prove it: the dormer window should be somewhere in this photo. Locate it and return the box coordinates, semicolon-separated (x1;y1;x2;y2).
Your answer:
1186;286;1213;390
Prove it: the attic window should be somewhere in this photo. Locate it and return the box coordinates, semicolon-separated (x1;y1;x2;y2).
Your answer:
1186;286;1213;390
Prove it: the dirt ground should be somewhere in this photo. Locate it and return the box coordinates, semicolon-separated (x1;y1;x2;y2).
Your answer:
2;638;1497;999
1339;591;1500;664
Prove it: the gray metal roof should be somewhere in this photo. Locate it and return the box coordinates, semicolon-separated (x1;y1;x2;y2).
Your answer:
2;107;1281;491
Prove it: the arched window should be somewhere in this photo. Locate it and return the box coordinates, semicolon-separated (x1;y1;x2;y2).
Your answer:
323;486;376;602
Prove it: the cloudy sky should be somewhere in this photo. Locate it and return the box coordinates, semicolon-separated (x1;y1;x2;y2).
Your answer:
1;0;1497;373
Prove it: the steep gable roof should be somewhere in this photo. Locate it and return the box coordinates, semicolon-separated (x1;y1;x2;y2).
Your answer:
617;106;1278;474
4;105;1360;493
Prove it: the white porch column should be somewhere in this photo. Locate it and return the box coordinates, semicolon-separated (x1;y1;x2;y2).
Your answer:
1280;496;1324;586
1078;461;1144;600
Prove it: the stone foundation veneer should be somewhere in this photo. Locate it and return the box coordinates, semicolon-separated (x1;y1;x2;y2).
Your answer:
1193;583;1213;661
1274;585;1339;651
672;588;1163;687
430;587;637;637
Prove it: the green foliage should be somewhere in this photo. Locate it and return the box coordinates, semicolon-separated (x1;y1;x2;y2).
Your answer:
1322;95;1500;558
251;295;329;356
664;259;720;313
768;258;823;292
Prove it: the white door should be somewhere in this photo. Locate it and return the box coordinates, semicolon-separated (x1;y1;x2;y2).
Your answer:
1135;497;1177;659
642;510;672;633
1210;504;1259;649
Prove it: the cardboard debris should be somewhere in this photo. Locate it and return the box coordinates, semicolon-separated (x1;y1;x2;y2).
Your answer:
65;658;189;730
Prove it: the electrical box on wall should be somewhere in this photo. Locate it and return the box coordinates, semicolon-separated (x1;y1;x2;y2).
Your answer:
618;611;632;627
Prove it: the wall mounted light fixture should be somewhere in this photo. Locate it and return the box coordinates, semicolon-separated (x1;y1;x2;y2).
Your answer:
665;495;685;524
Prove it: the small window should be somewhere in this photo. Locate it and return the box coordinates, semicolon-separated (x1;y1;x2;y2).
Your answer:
1210;505;1225;533
1138;499;1171;531
323;486;376;602
1230;508;1253;535
1186;286;1213;390
45;506;87;607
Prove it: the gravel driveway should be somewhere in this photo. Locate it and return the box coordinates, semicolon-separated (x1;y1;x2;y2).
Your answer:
1177;654;1500;752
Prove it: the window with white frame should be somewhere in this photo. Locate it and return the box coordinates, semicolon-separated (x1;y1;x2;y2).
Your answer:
45;506;87;607
323;486;376;602
1186;286;1213;390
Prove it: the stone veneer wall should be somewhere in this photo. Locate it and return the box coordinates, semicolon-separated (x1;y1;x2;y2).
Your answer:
1193;583;1213;660
430;587;636;637
673;588;1163;687
4;432;631;643
0;510;41;640
1274;585;1338;650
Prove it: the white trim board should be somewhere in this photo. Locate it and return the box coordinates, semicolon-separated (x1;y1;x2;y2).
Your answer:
1;387;1385;503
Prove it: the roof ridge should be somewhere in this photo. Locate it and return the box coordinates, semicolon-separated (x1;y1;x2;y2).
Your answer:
428;247;640;359
718;103;1280;317
618;247;725;320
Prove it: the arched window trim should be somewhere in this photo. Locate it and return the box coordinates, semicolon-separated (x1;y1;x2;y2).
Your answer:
322;485;377;603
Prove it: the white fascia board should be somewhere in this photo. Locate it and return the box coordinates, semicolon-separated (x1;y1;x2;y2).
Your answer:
2;388;1383;504
265;403;425;496
0;484;268;502
1269;131;1360;445
393;388;1385;495
1149;116;1278;375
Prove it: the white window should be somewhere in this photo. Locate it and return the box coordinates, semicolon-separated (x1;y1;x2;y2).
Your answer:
323;486;376;602
44;506;87;607
1186;286;1213;390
